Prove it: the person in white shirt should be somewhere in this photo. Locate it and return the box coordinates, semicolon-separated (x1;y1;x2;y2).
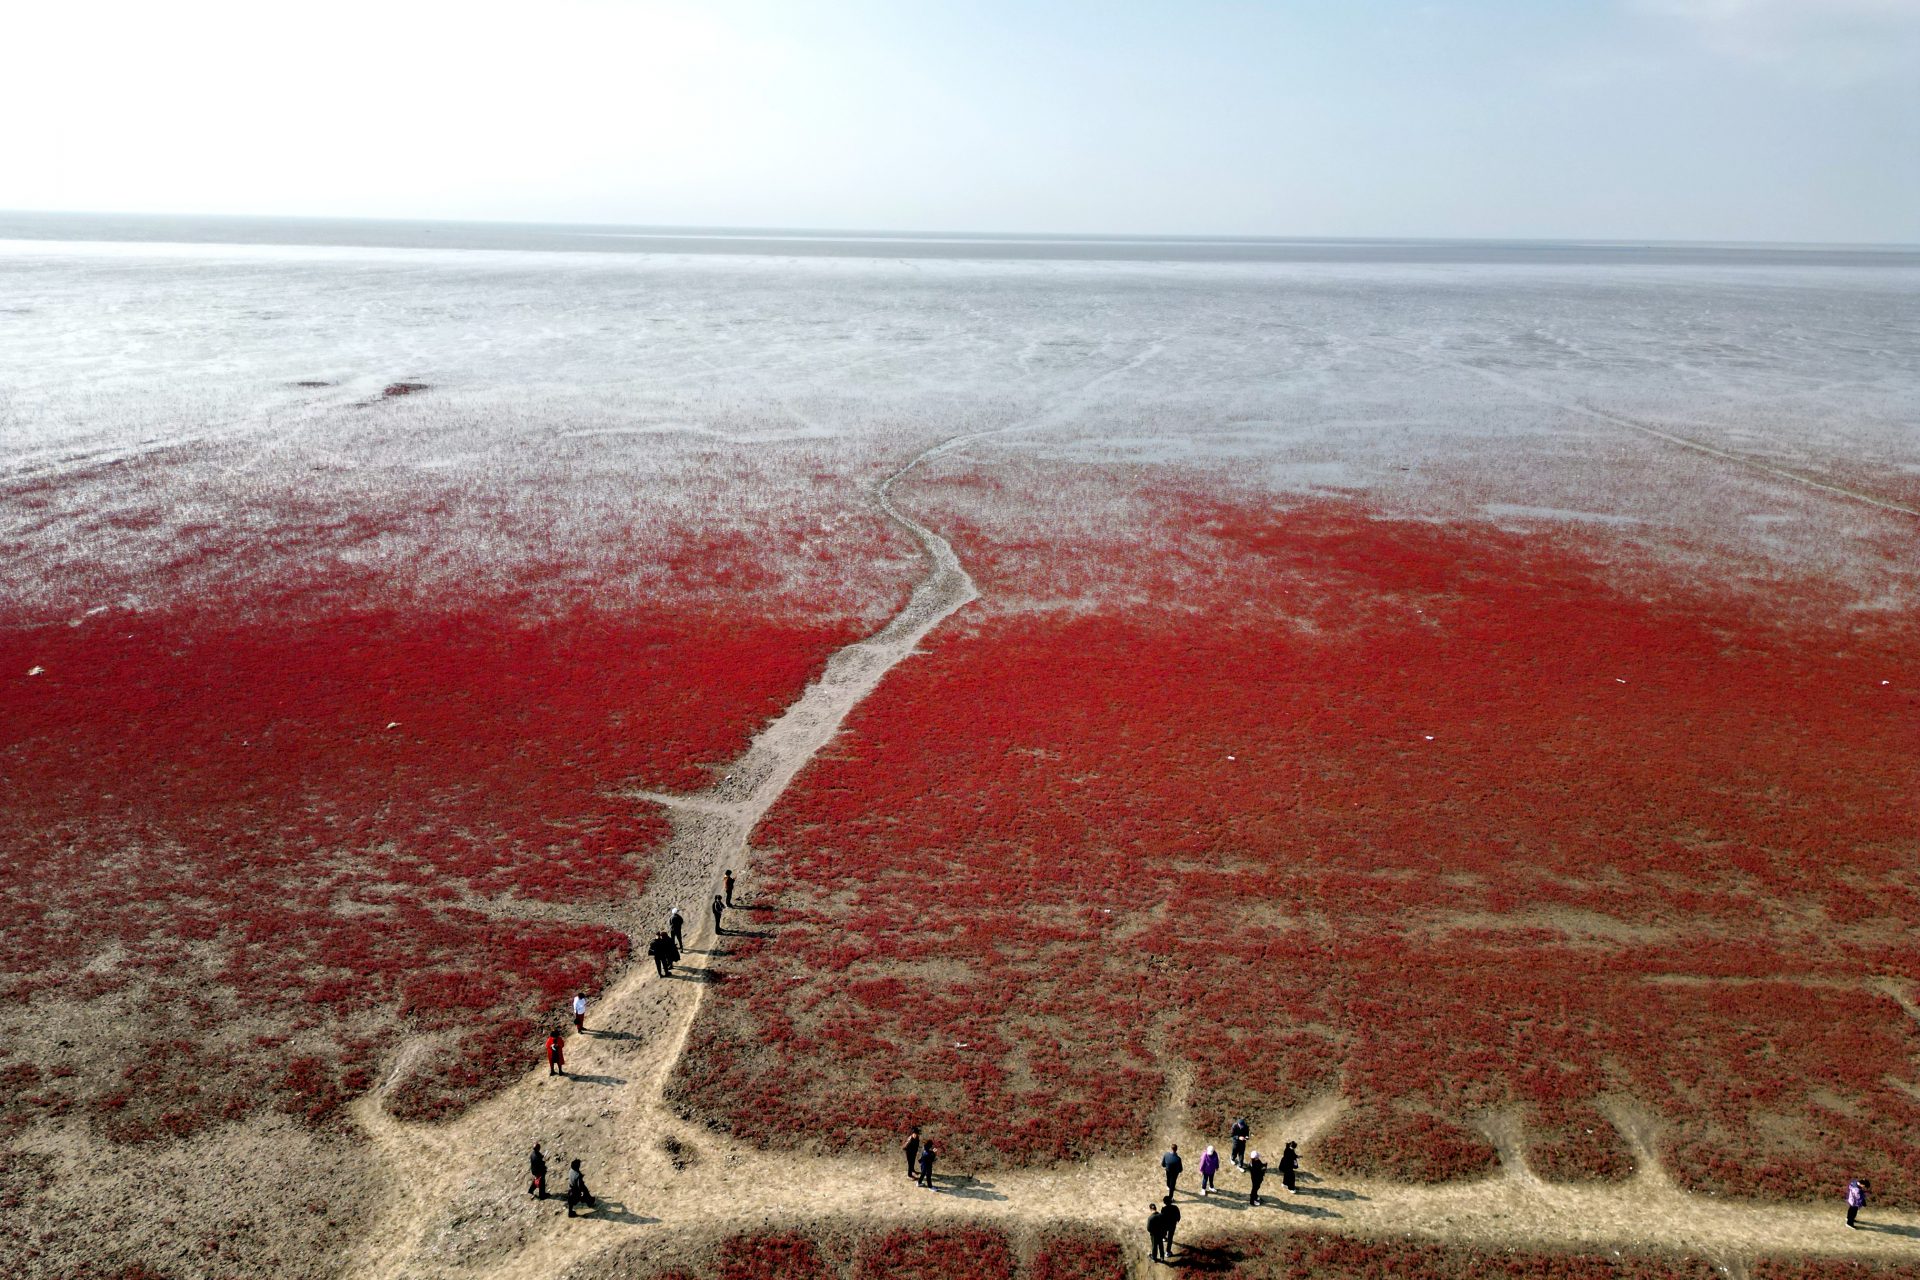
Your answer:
572;993;588;1033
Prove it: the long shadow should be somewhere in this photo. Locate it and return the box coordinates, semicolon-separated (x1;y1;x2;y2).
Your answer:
565;1073;628;1087
565;1198;656;1226
1259;1199;1339;1220
583;1028;641;1042
669;969;724;985
932;1174;1006;1201
734;902;776;913
1860;1222;1920;1239
1165;1242;1245;1272
717;927;775;941
1298;1185;1367;1203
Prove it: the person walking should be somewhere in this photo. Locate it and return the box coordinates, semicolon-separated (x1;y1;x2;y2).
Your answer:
1161;1143;1183;1198
711;892;726;935
1279;1140;1300;1194
917;1140;937;1188
1146;1202;1168;1263
1160;1195;1182;1256
668;906;685;951
528;1142;548;1199
572;992;588;1033
724;868;736;906
904;1126;922;1179
664;928;682;967
1246;1150;1267;1205
564;1158;595;1217
1229;1116;1250;1170
647;932;673;977
545;1028;565;1077
1198;1145;1220;1196
1847;1177;1869;1229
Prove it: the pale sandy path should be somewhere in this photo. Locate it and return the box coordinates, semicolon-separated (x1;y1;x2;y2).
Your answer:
348;354;1920;1278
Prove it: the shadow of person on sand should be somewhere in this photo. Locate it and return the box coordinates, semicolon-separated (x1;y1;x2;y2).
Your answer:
583;1028;640;1042
669;968;724;985
565;1073;627;1087
1299;1184;1366;1203
1861;1222;1920;1239
1164;1242;1244;1272
930;1174;1007;1201
565;1198;656;1226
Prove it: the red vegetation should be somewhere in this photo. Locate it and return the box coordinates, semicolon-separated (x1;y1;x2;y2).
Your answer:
1753;1262;1920;1280
677;493;1920;1202
849;1226;1019;1280
653;1226;1109;1280
1196;1232;1722;1278
717;1230;838;1280
0;592;858;1136
1029;1230;1127;1280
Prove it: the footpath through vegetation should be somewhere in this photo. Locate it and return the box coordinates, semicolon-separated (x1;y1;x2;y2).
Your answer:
348;412;1920;1279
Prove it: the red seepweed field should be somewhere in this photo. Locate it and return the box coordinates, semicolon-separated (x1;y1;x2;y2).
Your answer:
0;447;909;1144
674;483;1920;1203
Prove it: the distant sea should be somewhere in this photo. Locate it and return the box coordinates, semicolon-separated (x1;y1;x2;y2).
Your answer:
1;210;1914;268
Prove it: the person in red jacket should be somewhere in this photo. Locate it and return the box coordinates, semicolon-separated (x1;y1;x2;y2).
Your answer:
546;1029;565;1077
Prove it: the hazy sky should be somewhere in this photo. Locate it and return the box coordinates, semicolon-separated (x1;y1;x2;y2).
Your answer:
2;0;1915;241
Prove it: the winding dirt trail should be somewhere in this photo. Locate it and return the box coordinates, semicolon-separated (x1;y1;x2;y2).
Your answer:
347;386;1920;1277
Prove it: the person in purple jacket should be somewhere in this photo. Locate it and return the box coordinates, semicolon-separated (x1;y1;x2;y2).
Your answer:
1198;1145;1220;1196
1847;1177;1869;1229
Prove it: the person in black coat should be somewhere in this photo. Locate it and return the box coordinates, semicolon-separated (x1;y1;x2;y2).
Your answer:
711;893;726;934
1160;1196;1182;1256
1229;1116;1250;1169
916;1141;937;1188
527;1142;547;1199
647;932;674;977
1279;1140;1300;1193
1246;1150;1268;1205
1161;1144;1184;1197
564;1159;595;1217
1146;1203;1168;1262
903;1126;922;1179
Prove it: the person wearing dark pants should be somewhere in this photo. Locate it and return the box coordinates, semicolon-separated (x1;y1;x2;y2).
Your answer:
528;1143;547;1199
1247;1150;1268;1205
1161;1144;1183;1198
1279;1140;1299;1194
1160;1196;1181;1256
564;1159;595;1217
1146;1204;1168;1263
668;907;685;951
1229;1116;1250;1170
724;869;736;906
648;933;673;977
1847;1178;1869;1229
711;893;726;934
904;1127;922;1179
917;1142;936;1188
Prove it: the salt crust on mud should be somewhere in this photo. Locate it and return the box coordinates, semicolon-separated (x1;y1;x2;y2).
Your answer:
3;239;1917;1278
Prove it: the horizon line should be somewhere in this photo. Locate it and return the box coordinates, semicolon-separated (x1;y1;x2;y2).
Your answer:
4;208;1916;254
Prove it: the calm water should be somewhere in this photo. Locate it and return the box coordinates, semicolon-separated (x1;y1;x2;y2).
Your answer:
1;210;1915;268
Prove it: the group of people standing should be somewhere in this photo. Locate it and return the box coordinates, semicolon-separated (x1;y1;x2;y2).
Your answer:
526;1142;595;1217
645;871;739;978
528;870;742;1218
902;1126;939;1188
1149;1121;1300;1263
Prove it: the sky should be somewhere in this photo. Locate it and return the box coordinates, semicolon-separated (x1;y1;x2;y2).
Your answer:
0;0;1915;242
